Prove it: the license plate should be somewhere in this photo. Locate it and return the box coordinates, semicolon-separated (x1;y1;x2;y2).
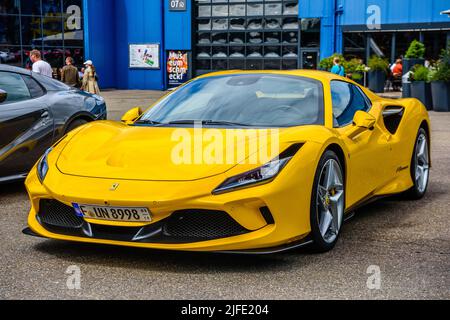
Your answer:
73;204;152;223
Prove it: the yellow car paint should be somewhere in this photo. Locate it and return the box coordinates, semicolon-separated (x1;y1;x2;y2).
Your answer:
24;70;431;252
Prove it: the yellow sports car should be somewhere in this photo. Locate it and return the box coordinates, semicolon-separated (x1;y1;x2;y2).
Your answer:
24;70;431;253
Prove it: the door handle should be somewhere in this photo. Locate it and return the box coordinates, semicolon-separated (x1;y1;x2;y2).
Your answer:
41;111;50;118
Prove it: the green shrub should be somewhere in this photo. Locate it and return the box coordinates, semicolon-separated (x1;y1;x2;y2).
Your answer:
343;58;366;81
319;53;344;71
405;40;426;59
351;72;364;81
431;47;450;82
411;65;430;82
343;58;360;74
368;56;389;73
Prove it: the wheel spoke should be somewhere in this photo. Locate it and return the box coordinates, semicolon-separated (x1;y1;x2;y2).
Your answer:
418;138;426;161
417;136;429;165
318;185;327;198
416;166;424;182
325;161;335;190
330;191;344;232
319;210;333;237
317;186;328;208
333;161;344;185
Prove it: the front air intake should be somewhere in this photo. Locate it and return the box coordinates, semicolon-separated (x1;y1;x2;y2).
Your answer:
163;210;248;240
37;199;84;229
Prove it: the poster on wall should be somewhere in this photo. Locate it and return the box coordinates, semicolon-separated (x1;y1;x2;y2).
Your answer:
129;44;160;69
166;50;191;88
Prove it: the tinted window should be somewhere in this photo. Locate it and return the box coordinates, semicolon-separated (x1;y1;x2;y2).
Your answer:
1;0;20;14
331;81;370;127
141;74;324;127
22;75;45;98
0;16;21;46
20;0;42;15
0;72;31;104
32;72;70;91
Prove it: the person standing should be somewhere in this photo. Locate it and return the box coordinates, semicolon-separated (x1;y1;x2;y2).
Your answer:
392;59;403;77
330;57;345;77
61;57;80;87
81;60;100;95
30;50;53;78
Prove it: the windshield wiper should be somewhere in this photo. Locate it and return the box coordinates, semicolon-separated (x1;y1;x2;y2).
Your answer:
134;119;163;125
167;120;252;127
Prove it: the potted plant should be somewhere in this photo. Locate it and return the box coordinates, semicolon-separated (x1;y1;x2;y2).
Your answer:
410;65;433;110
403;40;426;98
355;63;369;86
344;58;367;85
430;48;450;112
367;56;389;93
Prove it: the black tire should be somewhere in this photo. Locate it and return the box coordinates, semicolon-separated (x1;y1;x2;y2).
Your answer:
65;118;88;134
309;150;345;253
404;128;430;200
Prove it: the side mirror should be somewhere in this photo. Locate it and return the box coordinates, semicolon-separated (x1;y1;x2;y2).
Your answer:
0;89;7;104
347;111;376;139
121;107;143;124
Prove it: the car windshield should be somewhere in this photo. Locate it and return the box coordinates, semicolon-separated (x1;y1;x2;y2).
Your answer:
139;74;324;127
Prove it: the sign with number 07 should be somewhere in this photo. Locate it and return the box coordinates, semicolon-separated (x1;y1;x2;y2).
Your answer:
169;0;186;11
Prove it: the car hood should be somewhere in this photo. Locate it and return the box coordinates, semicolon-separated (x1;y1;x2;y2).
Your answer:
56;121;321;181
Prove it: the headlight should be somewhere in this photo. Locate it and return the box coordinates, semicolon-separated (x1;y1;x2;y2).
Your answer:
93;95;104;105
37;148;53;183
213;144;303;195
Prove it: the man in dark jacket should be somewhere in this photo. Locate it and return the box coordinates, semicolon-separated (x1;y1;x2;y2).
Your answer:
61;57;80;87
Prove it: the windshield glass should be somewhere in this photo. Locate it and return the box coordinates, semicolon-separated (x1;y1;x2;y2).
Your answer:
140;74;324;127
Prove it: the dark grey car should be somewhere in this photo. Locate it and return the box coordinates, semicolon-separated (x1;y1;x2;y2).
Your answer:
0;65;107;183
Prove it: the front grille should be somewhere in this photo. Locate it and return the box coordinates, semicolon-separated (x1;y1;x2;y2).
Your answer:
36;201;249;243
37;199;84;229
164;210;248;240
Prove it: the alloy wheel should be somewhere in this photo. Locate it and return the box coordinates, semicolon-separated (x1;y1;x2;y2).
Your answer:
316;159;345;244
415;133;430;194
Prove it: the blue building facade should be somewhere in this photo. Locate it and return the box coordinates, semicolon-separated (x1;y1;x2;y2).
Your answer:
1;0;449;90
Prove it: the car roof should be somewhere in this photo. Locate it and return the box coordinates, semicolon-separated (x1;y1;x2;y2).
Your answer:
0;64;32;76
197;69;346;82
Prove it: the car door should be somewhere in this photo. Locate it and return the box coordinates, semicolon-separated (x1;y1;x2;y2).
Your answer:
331;80;391;208
0;71;54;179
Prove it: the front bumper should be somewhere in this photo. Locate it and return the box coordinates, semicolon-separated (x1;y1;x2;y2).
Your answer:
25;156;316;252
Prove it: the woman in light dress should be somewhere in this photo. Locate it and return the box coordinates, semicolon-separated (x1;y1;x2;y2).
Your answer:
81;60;101;95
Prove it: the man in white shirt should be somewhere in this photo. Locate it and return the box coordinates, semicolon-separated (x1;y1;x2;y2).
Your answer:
30;50;53;78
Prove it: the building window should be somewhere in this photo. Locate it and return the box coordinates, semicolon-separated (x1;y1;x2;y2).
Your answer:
343;32;366;61
194;0;300;76
300;18;320;48
395;31;420;61
368;32;393;61
344;30;449;65
423;31;449;61
0;0;84;77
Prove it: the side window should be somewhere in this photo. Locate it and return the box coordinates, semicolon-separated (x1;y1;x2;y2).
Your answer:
22;75;45;99
0;72;31;104
331;81;370;127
